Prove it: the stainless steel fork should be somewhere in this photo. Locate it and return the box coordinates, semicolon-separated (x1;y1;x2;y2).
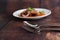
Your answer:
23;21;60;34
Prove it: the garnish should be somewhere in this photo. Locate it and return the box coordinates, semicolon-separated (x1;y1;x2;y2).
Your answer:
39;11;45;14
27;7;34;11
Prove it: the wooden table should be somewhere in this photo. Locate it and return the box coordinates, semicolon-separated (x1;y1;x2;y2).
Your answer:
0;0;60;40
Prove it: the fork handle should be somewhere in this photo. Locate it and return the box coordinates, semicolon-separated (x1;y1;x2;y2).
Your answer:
40;28;60;31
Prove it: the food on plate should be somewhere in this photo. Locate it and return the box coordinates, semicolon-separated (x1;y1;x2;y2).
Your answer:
20;7;45;17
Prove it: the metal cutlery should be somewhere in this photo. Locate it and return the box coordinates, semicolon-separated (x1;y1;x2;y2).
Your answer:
23;21;60;34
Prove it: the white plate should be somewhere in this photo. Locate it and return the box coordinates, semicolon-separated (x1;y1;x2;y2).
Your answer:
13;8;51;20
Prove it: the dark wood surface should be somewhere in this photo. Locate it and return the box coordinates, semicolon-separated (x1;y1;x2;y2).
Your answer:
0;0;60;40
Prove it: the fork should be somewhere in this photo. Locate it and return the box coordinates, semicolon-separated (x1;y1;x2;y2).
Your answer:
23;21;60;34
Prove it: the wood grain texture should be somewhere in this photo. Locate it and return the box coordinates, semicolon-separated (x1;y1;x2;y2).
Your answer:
0;0;60;40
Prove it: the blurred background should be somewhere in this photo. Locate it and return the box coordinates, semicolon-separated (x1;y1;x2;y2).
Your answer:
0;0;60;14
0;0;60;40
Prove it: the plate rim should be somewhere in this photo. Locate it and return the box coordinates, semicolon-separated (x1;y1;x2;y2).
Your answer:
13;8;51;19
